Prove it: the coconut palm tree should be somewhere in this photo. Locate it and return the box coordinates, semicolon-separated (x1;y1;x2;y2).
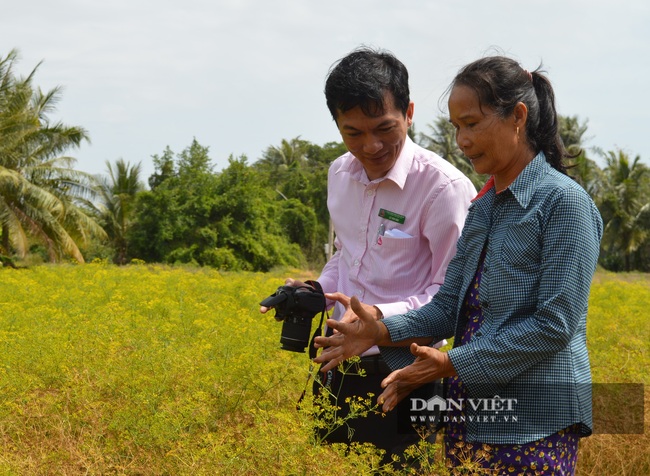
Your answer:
598;149;650;271
255;137;311;187
262;137;309;169
95;159;144;264
557;115;604;198
558;115;590;154
0;49;106;263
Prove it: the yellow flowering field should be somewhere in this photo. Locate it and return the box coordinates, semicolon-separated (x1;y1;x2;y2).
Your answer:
579;270;649;475
0;264;360;475
0;264;647;474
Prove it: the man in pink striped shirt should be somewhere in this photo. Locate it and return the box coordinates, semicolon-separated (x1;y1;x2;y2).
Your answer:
266;46;475;464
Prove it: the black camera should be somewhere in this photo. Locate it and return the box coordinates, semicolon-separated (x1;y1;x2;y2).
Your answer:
260;282;326;353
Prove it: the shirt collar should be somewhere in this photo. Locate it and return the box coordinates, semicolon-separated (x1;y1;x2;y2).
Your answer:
470;152;550;208
472;176;495;202
334;136;415;189
508;152;551;208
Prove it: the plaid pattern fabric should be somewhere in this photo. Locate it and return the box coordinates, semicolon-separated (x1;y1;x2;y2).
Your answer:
381;153;603;444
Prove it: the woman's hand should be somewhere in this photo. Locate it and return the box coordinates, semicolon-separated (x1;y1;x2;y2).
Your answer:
378;343;457;412
325;292;383;328
313;295;385;372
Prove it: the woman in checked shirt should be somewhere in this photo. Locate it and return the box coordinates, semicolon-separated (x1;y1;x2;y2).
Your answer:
315;55;603;475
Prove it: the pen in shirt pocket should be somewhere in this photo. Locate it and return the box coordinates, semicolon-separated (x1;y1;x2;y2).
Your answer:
376;223;385;245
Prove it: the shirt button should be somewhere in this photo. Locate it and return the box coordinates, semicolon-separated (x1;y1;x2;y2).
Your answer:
356;289;363;296
354;259;360;266
366;189;375;197
483;301;490;309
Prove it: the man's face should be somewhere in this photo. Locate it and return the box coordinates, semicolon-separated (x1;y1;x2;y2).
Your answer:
336;93;413;181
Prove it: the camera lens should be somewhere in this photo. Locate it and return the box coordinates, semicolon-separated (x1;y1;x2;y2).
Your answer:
279;316;313;352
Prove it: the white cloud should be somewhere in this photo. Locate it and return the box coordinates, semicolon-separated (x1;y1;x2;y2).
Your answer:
2;0;649;178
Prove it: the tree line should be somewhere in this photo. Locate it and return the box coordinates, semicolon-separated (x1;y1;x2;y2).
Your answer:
2;49;650;272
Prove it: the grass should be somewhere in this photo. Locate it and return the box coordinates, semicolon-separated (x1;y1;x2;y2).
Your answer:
0;263;647;474
576;269;649;475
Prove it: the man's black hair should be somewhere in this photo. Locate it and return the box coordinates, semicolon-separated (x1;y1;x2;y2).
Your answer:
325;46;410;123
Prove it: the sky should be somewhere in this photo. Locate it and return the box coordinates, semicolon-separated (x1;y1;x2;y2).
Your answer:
2;0;649;181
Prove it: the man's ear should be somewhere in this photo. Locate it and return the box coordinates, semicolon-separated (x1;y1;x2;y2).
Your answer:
406;101;414;126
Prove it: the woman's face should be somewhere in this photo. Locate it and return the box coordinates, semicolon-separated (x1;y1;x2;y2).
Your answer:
448;85;524;185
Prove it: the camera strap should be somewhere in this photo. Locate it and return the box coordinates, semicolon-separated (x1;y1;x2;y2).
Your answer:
305;280;326;360
296;280;327;410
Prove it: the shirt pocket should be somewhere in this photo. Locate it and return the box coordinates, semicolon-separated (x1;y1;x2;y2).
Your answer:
369;235;422;285
500;219;541;271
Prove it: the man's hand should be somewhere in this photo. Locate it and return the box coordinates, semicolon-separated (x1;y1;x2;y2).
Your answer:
259;278;310;313
313;296;385;372
377;343;456;412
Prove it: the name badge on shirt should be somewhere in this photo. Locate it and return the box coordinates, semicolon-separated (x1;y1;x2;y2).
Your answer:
378;208;406;224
